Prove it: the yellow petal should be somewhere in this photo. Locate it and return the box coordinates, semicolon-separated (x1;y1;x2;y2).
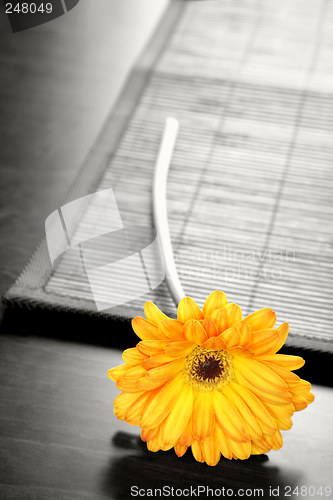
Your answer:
210;308;228;333
261;361;301;389
178;297;204;323
202;290;228;318
132;317;166;340
233;357;289;395
200;318;218;338
144;301;168;325
182;319;208;344
220;326;241;348
136;339;168;357
274;322;289;353
174;443;188;457
141;373;183;429
231;383;277;435
160;385;194;447
234;369;291;406
201;434;221;466
213;424;233;460
146;357;186;381
224;385;262;439
165;341;196;358
159;319;184;341
224;303;242;327
122;347;146;366
244;308;276;332
191;439;205;463
225;435;251;460
108;364;131;382
212;390;249;443
256;354;305;371
271;430;283;450
192;392;215;441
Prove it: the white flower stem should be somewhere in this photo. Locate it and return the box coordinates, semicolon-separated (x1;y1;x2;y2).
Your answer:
153;117;185;307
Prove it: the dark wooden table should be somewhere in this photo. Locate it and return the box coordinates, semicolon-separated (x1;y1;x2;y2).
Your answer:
0;332;332;500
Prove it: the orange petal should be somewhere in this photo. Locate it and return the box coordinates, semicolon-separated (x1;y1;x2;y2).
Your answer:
202;290;228;318
159;319;184;341
201;434;221;466
220;326;240;348
256;354;305;371
122;347;146;366
114;391;144;420
178;297;204;323
165;341;196;358
200;318;218;338
136;375;167;391
191;439;205;463
224;303;242;327
174;443;188;457
234;320;251;346
125;391;151;425
160;384;194;447
244;308;276;332
210;308;228;334
192;392;215;441
123;364;147;380
132;317;166;340
136;339;169;357
291;394;308;411
142;352;177;370
201;336;227;350
182;319;208;344
248;330;281;355
116;377;144;393
212;390;250;443
108;364;131;382
141;426;160;442
146;357;186;381
144;301;168;325
141;373;183;429
178;417;195;446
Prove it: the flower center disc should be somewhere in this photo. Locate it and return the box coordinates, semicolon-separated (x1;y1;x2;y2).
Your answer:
182;347;234;392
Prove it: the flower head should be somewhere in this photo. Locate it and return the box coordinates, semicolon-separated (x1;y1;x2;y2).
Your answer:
108;291;314;466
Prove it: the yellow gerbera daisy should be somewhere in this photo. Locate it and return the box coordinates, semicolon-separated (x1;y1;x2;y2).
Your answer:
108;291;314;466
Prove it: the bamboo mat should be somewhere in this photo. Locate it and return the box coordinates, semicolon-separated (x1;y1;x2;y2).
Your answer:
4;0;333;353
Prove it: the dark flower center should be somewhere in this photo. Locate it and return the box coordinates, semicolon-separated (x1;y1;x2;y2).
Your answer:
196;357;224;381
